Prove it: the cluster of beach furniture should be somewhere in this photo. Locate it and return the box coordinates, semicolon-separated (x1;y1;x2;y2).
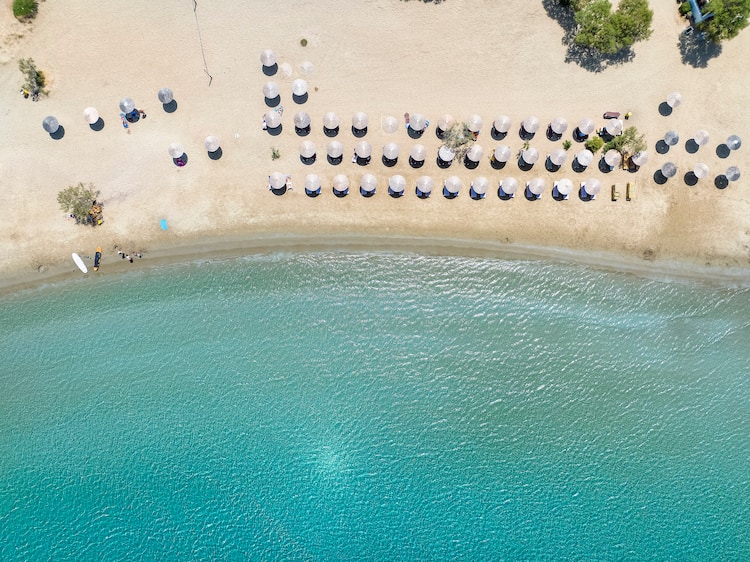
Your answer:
260;48;646;202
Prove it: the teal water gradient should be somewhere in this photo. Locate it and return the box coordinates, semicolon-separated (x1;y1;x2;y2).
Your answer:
1;253;748;559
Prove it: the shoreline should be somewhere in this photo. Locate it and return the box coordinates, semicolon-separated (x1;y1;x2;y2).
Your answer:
2;231;749;296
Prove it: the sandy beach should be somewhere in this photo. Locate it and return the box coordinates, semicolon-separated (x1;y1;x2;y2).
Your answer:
0;0;748;291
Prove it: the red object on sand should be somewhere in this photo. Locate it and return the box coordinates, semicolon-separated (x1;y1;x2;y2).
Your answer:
603;111;620;119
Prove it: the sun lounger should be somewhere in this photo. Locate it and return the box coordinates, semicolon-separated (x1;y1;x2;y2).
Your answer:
603;111;620;119
611;184;620;201
626;182;634;201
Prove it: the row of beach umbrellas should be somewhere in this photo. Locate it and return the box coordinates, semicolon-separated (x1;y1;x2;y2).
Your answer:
268;172;604;200
42;90;177;134
264;110;623;141
294;139;643;170
659;162;741;182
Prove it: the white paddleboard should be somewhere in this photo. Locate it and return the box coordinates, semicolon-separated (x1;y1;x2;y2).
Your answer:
72;252;88;273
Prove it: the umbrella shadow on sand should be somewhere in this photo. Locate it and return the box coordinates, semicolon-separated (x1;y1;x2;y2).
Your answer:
90;118;104;132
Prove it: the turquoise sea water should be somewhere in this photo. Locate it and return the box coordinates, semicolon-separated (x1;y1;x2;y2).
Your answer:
0;252;748;560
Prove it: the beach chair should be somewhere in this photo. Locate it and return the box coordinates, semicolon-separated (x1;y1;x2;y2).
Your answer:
603;111;620;119
626;182;634;201
611;184;620;201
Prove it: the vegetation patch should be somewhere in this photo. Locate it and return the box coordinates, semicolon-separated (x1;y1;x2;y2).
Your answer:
585;136;605;153
567;0;654;55
696;0;750;42
13;0;38;21
440;121;475;159
18;58;47;98
603;126;646;158
57;182;103;226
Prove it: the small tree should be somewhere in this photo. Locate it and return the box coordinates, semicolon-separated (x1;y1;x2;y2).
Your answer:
18;58;47;97
604;126;646;156
441;121;475;159
699;0;750;42
573;0;653;54
58;182;102;225
585;136;604;153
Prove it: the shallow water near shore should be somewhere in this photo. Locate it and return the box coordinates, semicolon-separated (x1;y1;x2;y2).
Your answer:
1;252;748;559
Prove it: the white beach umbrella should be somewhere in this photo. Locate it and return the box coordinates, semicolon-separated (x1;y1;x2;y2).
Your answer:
299;140;316;159
438;114;454;131
168;142;184;158
548;148;567;166
493;115;512;134
693;163;709;179
355;141;372;159
467;114;483;133
269;172;286;190
444;176;462;194
352;112;369;130
383;143;399;160
466;144;483;162
661;162;677;178
500;177;519;195
727;135;742;150
664;130;680;146
726;166;741;181
556;178;574;196
389;175;406;193
494;145;511;163
83;107;99;124
300;61;314;75
549;116;568;135
360;174;377;193
382;115;398;134
204;135;220;152
631;151;649;166
292;79;308;97
260;49;277;67
323;112;340;130
157;87;174;104
327;140;343;158
605;119;623;136
694;130;710;146
294;111;311;129
305;174;321;192
471;176;489;195
332;174;349;192
410;144;426;162
521;146;540;165
577;118;595;135
438;145;455;162
263;81;279;99
410;113;427;132
280;62;293;77
416;176;434;194
604;149;622;168
42;116;60;133
522;116;540;134
583;178;602;197
527;178;545;196
666;91;682;108
265;110;281;129
119;97;135;114
575;149;594;167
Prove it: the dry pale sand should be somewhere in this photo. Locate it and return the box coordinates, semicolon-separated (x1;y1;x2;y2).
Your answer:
0;0;748;291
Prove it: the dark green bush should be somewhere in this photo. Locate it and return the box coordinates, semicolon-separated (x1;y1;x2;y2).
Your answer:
13;0;38;21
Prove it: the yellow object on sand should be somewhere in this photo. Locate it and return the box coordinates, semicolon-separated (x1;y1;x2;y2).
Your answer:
611;184;620;201
626;182;635;201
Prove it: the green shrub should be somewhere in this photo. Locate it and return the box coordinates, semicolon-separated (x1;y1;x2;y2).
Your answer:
585;136;605;153
271;148;280;160
300;38;308;47
58;182;101;225
562;139;572;150
679;1;691;16
13;0;38;21
18;58;47;96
